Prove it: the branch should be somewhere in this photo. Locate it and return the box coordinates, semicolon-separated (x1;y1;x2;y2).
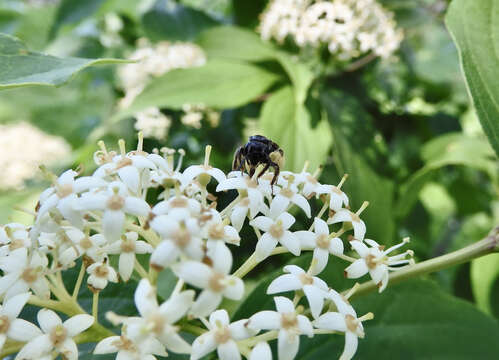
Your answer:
346;226;499;299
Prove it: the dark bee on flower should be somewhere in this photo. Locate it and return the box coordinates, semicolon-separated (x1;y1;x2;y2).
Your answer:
232;135;285;188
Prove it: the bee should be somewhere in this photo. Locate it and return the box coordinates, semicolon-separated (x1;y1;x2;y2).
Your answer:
232;135;284;188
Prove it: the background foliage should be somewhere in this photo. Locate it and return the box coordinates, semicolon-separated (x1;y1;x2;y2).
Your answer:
0;0;498;358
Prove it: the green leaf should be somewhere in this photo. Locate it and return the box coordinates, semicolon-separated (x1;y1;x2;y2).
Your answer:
298;279;499;359
0;33;128;89
126;59;280;113
321;90;395;244
471;253;499;316
141;0;218;42
396;133;498;218
50;0;104;38
260;86;332;172
197;26;276;62
446;0;499;157
157;268;177;300
198;26;314;104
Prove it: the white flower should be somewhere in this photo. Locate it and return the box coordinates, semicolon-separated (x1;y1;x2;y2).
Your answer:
0;293;42;351
267;265;328;319
37;169;106;228
345;238;413;292
94;334;166;360
248;296;313;360
250;212;300;261
296;217;344;275
59;231;107;266
216;173;268;231
150;211;204;269
151;194;201;217
313;289;373;360
191;309;255;360
134;107;172;140
316;184;349;211
0;223;31;256
0;248;49;300
94;152;156;194
172;242;244;317
182;145;226;186
250;341;273;360
16;309;93;360
74;181;151;242
327;209;366;241
105;232;153;281
269;183;311;218
87;259;118;290
201;209;240;247
126;279;194;353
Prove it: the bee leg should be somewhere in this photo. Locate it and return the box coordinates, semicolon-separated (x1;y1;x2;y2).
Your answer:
256;162;270;179
249;166;256;178
268;161;280;196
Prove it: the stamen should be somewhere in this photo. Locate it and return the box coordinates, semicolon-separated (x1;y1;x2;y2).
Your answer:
384;237;410;255
118;139;126;156
337;174;348;189
176;149;186;172
204;145;212;168
344;282;360;300
137;132;143;152
98;140;108;155
355;201;369;215
312;164;323;179
358;312;374;322
302;161;310;173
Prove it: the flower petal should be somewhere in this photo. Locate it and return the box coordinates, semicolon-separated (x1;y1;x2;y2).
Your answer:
159;290;194;324
172;261;211;289
217;340;241;360
230;206;248;232
310;248;329;276
118;166;140;194
250;216;273;232
254;233;278;262
269;195;289;219
150;240;179;269
190;290;223;318
118;252;135;281
63;314;94;337
329;237;344;255
303;285;326;319
314;218;329;235
279;231;300;256
8;319;42;341
291;194;311;217
3;292;30;319
93;336;121;354
267;274;302;294
296;230;316;250
16;334;52;359
248;311;281;331
340;331;358;360
277;212;295;230
124;197;150;217
249;341;272;360
58;338;78;360
278;329;300;360
313;312;347;332
191;332;216;360
345;259;369;279
209;309;229;327
37;308;62;333
134;279;158;318
297;315;314;337
102;210;125;242
229;319;255;341
274;296;295;314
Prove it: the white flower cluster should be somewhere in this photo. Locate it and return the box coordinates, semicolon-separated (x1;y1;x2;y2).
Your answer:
0;135;413;359
0;122;70;189
118;39;220;139
259;0;403;60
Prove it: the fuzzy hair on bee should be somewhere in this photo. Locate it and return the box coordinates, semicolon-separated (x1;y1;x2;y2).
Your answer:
232;135;285;189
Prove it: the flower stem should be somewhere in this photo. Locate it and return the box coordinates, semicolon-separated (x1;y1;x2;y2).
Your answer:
72;261;86;300
347;227;499;299
92;291;99;319
134;258;149;279
233;246;288;278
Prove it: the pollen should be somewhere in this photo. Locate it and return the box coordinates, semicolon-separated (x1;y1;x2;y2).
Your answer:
316;234;330;249
95;264;109;278
269;221;284;238
50;324;68;346
21;267;38;283
208;272;226;292
56;183;73;198
0;315;10;334
299;272;314;285
281;312;298;329
214;326;232;344
120;238;136;253
208;223;225;240
106;194;125;210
